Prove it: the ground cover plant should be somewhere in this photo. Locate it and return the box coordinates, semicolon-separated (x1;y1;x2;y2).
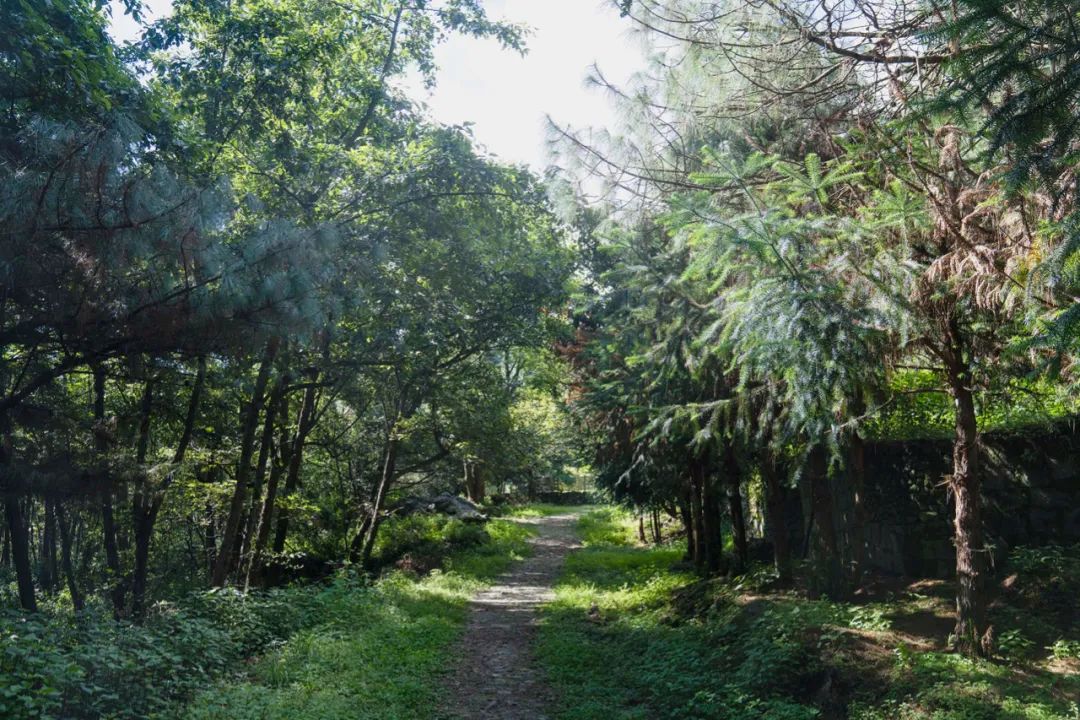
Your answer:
537;509;1080;720
1;516;532;720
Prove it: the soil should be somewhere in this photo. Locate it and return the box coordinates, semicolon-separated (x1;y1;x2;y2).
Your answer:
439;513;581;720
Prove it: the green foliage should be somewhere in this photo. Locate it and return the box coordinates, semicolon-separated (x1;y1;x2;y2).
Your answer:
371;515;492;571
183;518;531;720
538;509;1080;720
537;508;821;720
0;585;324;719
0;517;531;720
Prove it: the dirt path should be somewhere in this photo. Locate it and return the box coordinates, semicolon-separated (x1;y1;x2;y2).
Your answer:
440;513;581;720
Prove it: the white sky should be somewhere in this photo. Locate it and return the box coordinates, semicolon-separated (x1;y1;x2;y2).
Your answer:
109;0;646;171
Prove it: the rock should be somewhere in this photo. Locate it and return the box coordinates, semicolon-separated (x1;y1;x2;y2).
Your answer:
431;492;488;523
393;493;488;523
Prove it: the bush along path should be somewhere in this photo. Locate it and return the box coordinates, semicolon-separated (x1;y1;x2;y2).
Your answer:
440;512;583;720
178;517;535;720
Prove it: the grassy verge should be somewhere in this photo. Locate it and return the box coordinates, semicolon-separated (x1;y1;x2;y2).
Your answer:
499;503;596;519
182;517;533;720
537;508;1080;720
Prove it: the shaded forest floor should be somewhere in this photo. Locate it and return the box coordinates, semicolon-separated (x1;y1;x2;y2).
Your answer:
15;506;1074;719
536;508;1080;720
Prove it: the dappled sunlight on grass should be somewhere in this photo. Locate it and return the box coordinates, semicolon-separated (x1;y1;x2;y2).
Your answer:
536;508;1080;720
503;503;597;518
183;518;532;720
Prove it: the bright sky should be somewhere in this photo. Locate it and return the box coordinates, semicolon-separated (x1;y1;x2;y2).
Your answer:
109;0;646;171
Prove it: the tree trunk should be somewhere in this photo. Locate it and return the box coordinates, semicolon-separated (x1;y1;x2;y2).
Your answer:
807;445;844;598
358;437;399;569
247;392;289;588
694;455;723;574
688;471;704;569
651;508;662;544
272;373;319;556
129;376;155;617
762;451;793;585
54;502;83;611
130;358;205;617
41;498;58;592
724;446;748;574
213;337;280;586
638;514;646;543
92;366;127;616
677;489;695;562
4;496;36;611
844;395;869;587
463;460;485;503
947;350;988;657
241;379;283;564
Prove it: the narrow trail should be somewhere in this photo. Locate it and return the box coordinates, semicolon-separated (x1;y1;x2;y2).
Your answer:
440;513;581;720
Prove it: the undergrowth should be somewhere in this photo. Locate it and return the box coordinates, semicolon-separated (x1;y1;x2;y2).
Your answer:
537;508;1080;720
1;516;533;720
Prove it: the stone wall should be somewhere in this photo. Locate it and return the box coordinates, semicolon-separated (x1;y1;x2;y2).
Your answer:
857;422;1080;577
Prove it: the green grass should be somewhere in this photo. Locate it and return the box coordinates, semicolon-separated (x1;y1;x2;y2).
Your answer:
536;508;1080;720
183;518;533;720
502;503;596;518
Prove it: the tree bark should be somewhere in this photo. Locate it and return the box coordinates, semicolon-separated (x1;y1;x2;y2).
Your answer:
54;502;84;611
358;436;399;569
41;498;58;592
93;366;127;616
688;469;704;569
272;372;319;556
694;455;724;574
807;444;844;598
463;460;485;503
131;358;206;617
4;496;36;611
844;396;869;587
240;376;286;572
724;445;748;574
213;337;280;586
945;336;988;657
762;451;792;585
678;488;695;563
248;392;289;587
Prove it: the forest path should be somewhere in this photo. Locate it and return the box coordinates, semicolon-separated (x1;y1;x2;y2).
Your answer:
439;512;581;720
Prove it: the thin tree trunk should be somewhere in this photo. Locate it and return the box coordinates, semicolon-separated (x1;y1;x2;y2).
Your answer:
677;489;695;562
272;374;319;556
41;498;57;592
128;376;155;617
4;496;36;611
945;333;988;657
2;521;10;566
845;396;869;587
54;502;84;611
93;366;126;616
807;444;843;599
248;392;289;587
694;455;723;574
463;460;485;503
638;514;646;543
688;470;704;569
213;337;280;586
240;376;285;571
762;451;792;585
359;436;399;569
724;446;748;574
651;508;662;545
130;358;205;617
